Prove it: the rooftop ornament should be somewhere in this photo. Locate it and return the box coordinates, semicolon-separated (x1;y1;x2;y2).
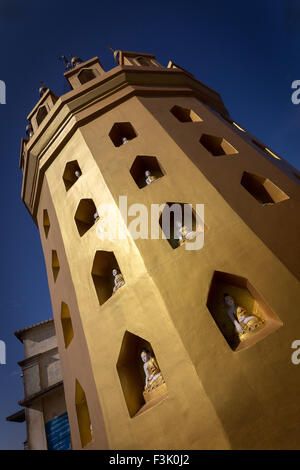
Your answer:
38;81;48;97
25;122;33;138
108;45;120;65
58;54;83;71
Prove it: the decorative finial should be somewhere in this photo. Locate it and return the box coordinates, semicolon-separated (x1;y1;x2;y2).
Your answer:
59;54;83;71
58;55;72;71
39;81;48;97
25;122;33;138
108;46;120;64
70;54;83;68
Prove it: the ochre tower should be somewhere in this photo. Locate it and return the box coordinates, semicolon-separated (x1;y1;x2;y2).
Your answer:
20;50;300;450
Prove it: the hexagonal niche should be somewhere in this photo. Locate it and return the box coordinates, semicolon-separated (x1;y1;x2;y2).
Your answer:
75;380;93;448
91;251;124;305
43;209;50;238
221;114;246;132
78;68;97;85
36;105;48;127
74;199;97;237
206;271;282;351
159;202;204;249
199;134;238;156
241;171;289;205
170;105;203;123
130;155;164;189
116;331;167;418
252;140;281;160
109;122;137;147
52;250;60;282
61;302;74;348
63;160;82;191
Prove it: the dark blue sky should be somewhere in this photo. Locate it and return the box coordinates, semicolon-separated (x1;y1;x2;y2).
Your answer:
0;0;299;449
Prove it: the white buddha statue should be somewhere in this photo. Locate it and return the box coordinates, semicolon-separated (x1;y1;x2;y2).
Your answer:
141;349;165;392
223;293;264;337
121;136;127;145
75;170;81;179
145;170;157;185
176;221;197;245
112;269;125;293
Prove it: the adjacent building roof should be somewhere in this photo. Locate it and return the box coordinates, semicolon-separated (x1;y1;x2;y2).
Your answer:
14;318;53;342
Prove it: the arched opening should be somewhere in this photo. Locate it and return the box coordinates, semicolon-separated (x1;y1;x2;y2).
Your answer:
61;302;74;348
43;209;50;238
199;133;238;156
92;251;125;305
116;331;167;418
109;122;137;147
74;199;97;237
77;68;97;85
159;202;204;249
63;160;82;191
52;250;60;282
130;155;164;189
241;171;289;205
170;105;203;123
206;271;282;351
36;106;48;127
75;380;93;448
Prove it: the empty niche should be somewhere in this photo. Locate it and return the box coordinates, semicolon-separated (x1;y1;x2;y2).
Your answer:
170;105;203;123
52;250;60;282
199;134;238;156
74;199;97;237
130;155;164;189
43;209;50;238
109;122;137;147
252;140;281;160
36;105;48;127
75;380;93;448
206;271;283;351
159;202;205;249
77;68;97;85
61;302;74;348
63;160;82;191
91;251;125;305
116;331;168;418
221;114;246;132
241;171;289;205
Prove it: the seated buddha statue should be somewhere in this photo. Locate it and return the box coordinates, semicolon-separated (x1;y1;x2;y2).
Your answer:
223;293;264;337
121;136;127;145
176;221;197;246
74;170;81;179
141;350;165;397
112;269;125;293
145;170;157;185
